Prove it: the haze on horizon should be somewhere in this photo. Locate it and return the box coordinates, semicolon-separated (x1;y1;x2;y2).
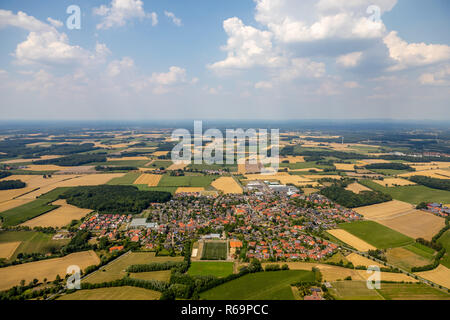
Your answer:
0;0;449;121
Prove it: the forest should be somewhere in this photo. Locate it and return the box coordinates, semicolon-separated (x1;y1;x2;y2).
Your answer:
320;185;392;208
409;175;450;191
34;153;106;166
0;180;26;190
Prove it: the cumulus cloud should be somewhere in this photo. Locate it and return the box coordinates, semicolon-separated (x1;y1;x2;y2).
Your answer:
0;9;109;66
208;17;283;71
93;0;157;30
336;51;363;67
164;11;182;26
107;57;135;77
419;65;450;86
384;31;450;71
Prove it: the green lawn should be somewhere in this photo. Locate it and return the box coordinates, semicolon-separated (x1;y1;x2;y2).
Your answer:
158;175;216;188
376;283;450;300
437;229;450;268
106;172;141;185
188;261;234;278
360;179;450;205
200;270;315;300
201;242;227;260
0;187;71;226
339;220;413;249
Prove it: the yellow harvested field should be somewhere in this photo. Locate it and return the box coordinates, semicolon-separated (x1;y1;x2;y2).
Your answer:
175;187;205;194
378;210;445;241
0;250;100;291
107;156;149;161
138;167;156;172
133;174;162;186
416;265;450;289
303;188;319;195
354;200;445;240
328;229;376;252
302;175;341;180
24;164;66;171
373;178;416;187
345;182;371;194
354;200;414;219
355;270;418;283
211;177;243;194
15;174;125;200
357;159;391;165
20;200;92;228
152;151;170;156
0;199;33;212
335;163;356;171
346;253;384;268
0;242;21;260
407;162;450;171
244;172;313;185
167;163;187;170
400;169;450;179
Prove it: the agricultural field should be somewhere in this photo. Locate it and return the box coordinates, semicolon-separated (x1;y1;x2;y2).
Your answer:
188;261;234;278
158;175;216;188
338;221;413;249
437;230;450;268
345;182;371;194
201;241;228;260
84;252;182;284
133;173;162;186
334;163;356;171
211;177;243;194
400;169;450;179
58;286;161;300
354;200;445;240
329;281;384;300
375;283;450;300
175;187;204;194
129;270;171;282
327;229;376;252
0;250;100;291
416;264;450;290
244;172;315;185
200;270;315;300
373;178;416;187
0;241;21;259
148;160;173;169
360;180;450;205
20;199;92;228
345;253;384;268
386;247;434;271
106;172;141;185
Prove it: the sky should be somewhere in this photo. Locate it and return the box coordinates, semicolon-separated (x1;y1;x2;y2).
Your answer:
0;0;449;121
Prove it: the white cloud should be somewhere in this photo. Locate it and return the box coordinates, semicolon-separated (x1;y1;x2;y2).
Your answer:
0;10;109;67
107;57;135;77
93;0;157;30
46;17;63;28
344;81;360;88
150;66;187;85
336;51;363;67
208;17;283;71
255;81;273;89
164;11;182;26
384;31;450;71
419;65;450;86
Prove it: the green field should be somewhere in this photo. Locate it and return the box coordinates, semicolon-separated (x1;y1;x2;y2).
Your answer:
188;163;237;171
84;252;182;284
149;160;173;169
437;229;450;268
89;160;150;167
371;169;413;176
201;242;227;260
188;261;234;278
0;230;69;260
106;172;141;185
329;281;383;300
58;286;161;300
200;270;315;300
360;179;450;205
134;185;178;194
158;175;216;188
339;221;413;249
0;187;70;226
405;242;436;260
129;270;171;282
376;283;450;300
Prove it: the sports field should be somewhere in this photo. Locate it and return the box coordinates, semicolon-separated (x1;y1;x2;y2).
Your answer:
188;261;234;278
200;270;315;300
58;286;161;300
201;241;228;260
339;221;413;249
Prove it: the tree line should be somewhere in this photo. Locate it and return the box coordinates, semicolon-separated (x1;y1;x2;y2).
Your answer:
0;180;26;190
34;153;106;166
409;175;450;191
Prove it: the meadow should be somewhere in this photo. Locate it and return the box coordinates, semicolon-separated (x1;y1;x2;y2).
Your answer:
200;270;315;300
188;261;234;278
437;230;450;268
375;283;450;300
360;180;450;205
158;175;216;188
58;286;161;300
339;221;413;249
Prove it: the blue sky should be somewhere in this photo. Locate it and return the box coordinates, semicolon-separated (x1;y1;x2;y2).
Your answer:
0;0;449;120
